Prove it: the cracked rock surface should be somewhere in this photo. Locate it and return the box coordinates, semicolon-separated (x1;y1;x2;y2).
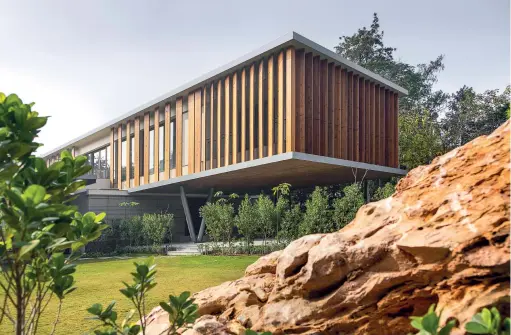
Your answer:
145;121;510;335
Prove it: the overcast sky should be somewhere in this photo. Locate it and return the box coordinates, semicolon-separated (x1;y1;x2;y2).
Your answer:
1;0;509;155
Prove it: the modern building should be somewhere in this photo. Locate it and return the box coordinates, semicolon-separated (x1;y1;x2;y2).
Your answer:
42;32;407;243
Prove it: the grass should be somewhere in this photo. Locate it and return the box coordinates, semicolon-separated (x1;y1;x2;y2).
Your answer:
1;255;258;335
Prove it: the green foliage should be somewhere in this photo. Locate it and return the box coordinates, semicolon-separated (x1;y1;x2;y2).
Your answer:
410;304;456;335
87;302;140;335
410;304;510;335
336;13;510;170
0;92;106;334
335;13;448;119
465;307;510;335
332;183;364;230
299;187;332;235
372;182;396;202
119;215;144;246
255;194;276;244
159;291;198;334
89;258;198;335
277;203;302;243
441;86;510;152
141;212;174;246
399;110;444;169
234;195;258;247
200;193;235;247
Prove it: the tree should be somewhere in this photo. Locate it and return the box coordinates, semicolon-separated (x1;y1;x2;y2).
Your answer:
299;187;332;235
399;110;444;169
141;212;174;247
255;194;275;246
335;13;448;119
234;195;258;248
441;85;510;151
0;92;106;335
278;203;302;243
199;192;235;247
332;183;365;230
372;182;396;202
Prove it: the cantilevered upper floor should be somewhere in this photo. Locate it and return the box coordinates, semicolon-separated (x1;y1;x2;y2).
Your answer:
42;32;407;193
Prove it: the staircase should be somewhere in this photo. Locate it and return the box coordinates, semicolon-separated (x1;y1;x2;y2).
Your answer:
166;242;200;256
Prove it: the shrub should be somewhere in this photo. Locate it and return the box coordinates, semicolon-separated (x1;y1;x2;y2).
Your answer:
200;194;235;247
332;183;365;230
278;203;303;243
300;187;332;235
235;195;259;247
372;182;395;201
255;194;276;245
0;92;106;334
120;215;145;246
142;212;174;246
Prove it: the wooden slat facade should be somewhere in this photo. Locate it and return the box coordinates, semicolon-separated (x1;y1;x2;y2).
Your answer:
91;48;401;191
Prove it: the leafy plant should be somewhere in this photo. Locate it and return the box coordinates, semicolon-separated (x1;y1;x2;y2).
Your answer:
199;192;235;249
119;215;145;247
372;181;396;201
87;302;140;335
88;259;199;335
272;183;291;241
332;183;365;230
277;203;302;243
255;194;275;248
299;187;332;235
159;291;198;334
141;212;174;247
465;307;510;335
0;92;107;335
410;304;510;335
235;195;258;248
410;304;456;335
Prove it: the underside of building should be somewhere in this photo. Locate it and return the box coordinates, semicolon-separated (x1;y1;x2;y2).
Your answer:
43;32;408;243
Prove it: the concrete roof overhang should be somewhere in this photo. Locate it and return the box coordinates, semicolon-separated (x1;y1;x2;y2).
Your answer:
129;152;407;195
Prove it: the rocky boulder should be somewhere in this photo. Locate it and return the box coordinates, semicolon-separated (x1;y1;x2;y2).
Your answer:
145;121;510;334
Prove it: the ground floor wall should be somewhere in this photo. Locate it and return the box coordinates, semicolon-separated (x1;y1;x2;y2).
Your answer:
73;191;195;243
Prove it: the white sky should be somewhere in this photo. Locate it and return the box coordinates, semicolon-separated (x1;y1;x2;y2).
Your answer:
1;0;509;155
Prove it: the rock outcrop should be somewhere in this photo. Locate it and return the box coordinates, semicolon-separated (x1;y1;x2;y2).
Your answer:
145;121;510;334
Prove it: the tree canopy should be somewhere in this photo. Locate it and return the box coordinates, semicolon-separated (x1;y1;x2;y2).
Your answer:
335;13;509;170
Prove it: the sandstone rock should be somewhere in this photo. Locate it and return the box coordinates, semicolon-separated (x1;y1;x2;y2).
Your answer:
145;121;510;334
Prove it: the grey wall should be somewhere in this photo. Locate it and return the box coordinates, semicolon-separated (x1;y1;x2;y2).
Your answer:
75;193;193;242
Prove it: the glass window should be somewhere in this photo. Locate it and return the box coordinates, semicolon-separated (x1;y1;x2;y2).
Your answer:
170;120;176;169
93;151;99;175
139;130;144;176
182;113;188;167
121;139;126;182
105;145;110;179
113;141;118;185
159;124;164;172
149;129;155;175
130;136;134;179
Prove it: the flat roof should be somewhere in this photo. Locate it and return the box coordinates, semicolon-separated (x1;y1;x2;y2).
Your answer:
41;31;408;158
129;152;407;194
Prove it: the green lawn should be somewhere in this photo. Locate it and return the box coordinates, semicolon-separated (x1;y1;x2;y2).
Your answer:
1;255;258;335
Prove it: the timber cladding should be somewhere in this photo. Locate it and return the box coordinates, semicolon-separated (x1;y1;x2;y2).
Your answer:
102;47;400;191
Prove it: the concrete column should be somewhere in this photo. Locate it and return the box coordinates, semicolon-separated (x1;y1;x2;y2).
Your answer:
180;186;197;242
197;188;214;242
